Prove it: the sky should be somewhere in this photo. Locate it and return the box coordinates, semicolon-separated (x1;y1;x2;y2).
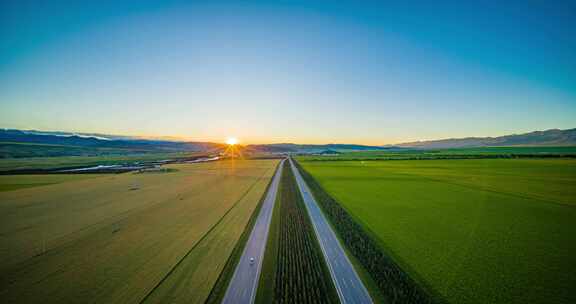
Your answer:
1;0;575;145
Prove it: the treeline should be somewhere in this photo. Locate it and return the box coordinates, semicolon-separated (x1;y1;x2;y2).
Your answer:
273;161;339;304
294;161;439;304
302;153;576;162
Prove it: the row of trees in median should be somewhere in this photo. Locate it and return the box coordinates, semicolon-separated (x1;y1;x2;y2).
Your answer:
274;161;339;304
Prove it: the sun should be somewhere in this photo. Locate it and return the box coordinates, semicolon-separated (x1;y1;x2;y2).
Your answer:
226;137;238;145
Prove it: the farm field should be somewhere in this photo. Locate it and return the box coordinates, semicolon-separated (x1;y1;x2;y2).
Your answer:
0;152;200;172
299;158;576;304
0;141;142;158
298;146;576;161
0;159;278;304
0;174;105;192
256;161;338;304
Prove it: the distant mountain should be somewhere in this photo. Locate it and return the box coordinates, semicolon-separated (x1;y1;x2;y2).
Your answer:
5;129;216;142
10;129;137;140
6;127;572;158
246;143;390;153
0;129;225;158
395;128;576;149
1;129;391;157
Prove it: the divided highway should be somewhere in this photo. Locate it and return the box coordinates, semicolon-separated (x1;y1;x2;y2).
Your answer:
222;159;285;304
289;158;373;304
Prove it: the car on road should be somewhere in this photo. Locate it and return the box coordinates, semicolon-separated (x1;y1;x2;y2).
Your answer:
249;257;255;265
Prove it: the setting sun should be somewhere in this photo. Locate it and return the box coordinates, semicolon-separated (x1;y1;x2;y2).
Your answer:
226;137;238;145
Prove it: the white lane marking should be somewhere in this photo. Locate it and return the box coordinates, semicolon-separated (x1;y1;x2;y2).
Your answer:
249;160;284;303
222;160;285;304
289;159;346;302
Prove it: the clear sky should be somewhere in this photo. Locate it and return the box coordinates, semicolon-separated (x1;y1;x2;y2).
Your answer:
1;0;575;144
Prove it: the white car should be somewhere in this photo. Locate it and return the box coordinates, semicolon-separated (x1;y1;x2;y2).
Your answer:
249;257;255;265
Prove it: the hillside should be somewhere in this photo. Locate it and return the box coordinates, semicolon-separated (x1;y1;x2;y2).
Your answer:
0;129;224;158
3;128;575;158
245;143;388;153
395;128;576;149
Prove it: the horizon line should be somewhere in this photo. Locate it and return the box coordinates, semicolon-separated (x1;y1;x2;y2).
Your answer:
2;126;574;146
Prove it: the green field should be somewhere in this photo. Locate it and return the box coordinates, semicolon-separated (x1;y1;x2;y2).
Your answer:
298;146;576;161
0;159;278;304
256;161;338;304
299;158;576;304
0;174;106;192
0;141;145;158
0;152;202;172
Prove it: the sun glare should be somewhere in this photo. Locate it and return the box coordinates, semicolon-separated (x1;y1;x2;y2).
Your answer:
226;137;238;145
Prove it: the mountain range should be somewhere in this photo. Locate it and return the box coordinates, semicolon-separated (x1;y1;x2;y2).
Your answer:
0;129;225;158
394;128;576;149
1;128;574;158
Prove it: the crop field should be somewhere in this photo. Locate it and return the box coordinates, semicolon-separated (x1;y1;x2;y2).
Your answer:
299;158;576;304
0;174;106;192
257;161;338;304
0;152;201;172
0;159;278;304
0;141;143;158
298;146;576;161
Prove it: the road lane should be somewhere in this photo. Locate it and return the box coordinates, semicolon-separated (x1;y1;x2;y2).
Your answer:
289;158;373;304
221;159;285;304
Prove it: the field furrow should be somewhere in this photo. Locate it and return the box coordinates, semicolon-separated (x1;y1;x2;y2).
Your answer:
0;160;278;304
299;158;576;304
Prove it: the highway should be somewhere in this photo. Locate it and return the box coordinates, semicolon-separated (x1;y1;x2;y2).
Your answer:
289;158;373;304
221;159;285;304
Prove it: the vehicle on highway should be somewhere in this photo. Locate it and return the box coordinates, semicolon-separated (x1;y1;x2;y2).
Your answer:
249;257;255;265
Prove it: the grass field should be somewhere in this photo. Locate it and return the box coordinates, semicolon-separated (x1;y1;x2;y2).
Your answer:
298;146;576;161
0;159;278;304
0;152;201;172
299;158;576;304
256;161;338;304
0;174;106;192
0;141;142;158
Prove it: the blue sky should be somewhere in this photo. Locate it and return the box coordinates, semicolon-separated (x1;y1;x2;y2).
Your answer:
1;0;575;144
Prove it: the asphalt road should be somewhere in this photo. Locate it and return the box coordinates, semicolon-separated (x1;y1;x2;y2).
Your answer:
289;158;373;304
221;159;285;304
